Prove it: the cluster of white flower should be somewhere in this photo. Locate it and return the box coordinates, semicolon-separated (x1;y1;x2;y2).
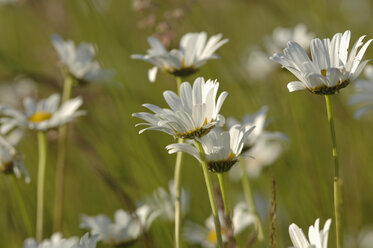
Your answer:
1;14;372;246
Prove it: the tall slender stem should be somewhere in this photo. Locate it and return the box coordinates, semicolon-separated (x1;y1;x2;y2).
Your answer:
174;138;184;248
239;159;264;244
176;76;182;96
174;76;184;248
195;140;224;248
36;131;47;241
11;175;33;236
324;95;342;248
53;75;75;232
217;173;229;215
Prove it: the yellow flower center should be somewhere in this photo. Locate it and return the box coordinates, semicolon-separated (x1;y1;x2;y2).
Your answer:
207;228;226;244
28;111;52;122
227;152;236;161
207;230;218;244
321;69;327;76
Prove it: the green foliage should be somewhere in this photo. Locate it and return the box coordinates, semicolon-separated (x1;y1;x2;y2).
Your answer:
0;0;372;247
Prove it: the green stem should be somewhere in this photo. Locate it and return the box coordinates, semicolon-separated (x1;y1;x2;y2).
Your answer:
11;175;33;236
195;140;224;248
36;131;47;241
217;173;229;215
174;138;184;248
174;76;183;248
324;95;342;248
176;76;182;96
53;75;75;232
239;159;264;244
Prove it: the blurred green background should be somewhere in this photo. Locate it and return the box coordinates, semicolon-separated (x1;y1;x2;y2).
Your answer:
0;0;373;247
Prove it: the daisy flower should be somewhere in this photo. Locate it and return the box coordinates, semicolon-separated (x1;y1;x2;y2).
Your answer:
133;77;228;139
0;134;30;183
184;202;256;248
289;218;332;248
166;124;254;173
23;233;98;248
51;34;114;84
227;106;287;179
146;180;189;222
349;65;373;118
80;204;160;246
270;30;372;94
0;93;85;131
131;32;228;82
0;77;38;108
246;24;314;80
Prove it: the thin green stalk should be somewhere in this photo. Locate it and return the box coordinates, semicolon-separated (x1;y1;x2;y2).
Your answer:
36;131;47;241
11;175;32;236
195;140;224;248
324;95;342;248
239;159;264;244
174;139;183;248
53;75;75;232
176;76;182;96
174;76;183;248
217;173;229;215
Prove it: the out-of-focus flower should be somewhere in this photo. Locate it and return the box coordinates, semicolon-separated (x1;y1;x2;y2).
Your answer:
133;77;228;139
51;34;114;84
0;77;38;108
227;106;287;179
246;46;277;80
289;218;331;248
265;24;315;54
270;30;372;94
0;93;85;131
80;204;160;246
131;32;228;82
0;134;29;183
23;233;98;248
246;24;314;80
146;180;189;221
167;124;254;173
349;65;373;118
184;203;256;248
357;228;373;248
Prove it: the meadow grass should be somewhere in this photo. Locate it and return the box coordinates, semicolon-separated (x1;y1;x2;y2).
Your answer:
0;0;373;247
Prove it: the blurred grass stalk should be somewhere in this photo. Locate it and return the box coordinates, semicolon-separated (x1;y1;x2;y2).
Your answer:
217;173;229;215
11;174;32;236
196;140;224;248
174;76;183;248
324;95;343;248
239;159;265;245
36;131;47;241
53;74;76;232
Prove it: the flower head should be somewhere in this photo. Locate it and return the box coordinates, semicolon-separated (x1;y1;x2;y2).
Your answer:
0;93;85;131
289;218;331;248
0;133;30;183
51;34;114;84
227;106;287;179
0;77;38;108
133;77;228;139
184;202;255;248
270;30;372;94
247;24;314;80
167;124;254;173
349;65;373;118
23;233;98;248
80;204;160;246
146;180;189;222
131;32;228;82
